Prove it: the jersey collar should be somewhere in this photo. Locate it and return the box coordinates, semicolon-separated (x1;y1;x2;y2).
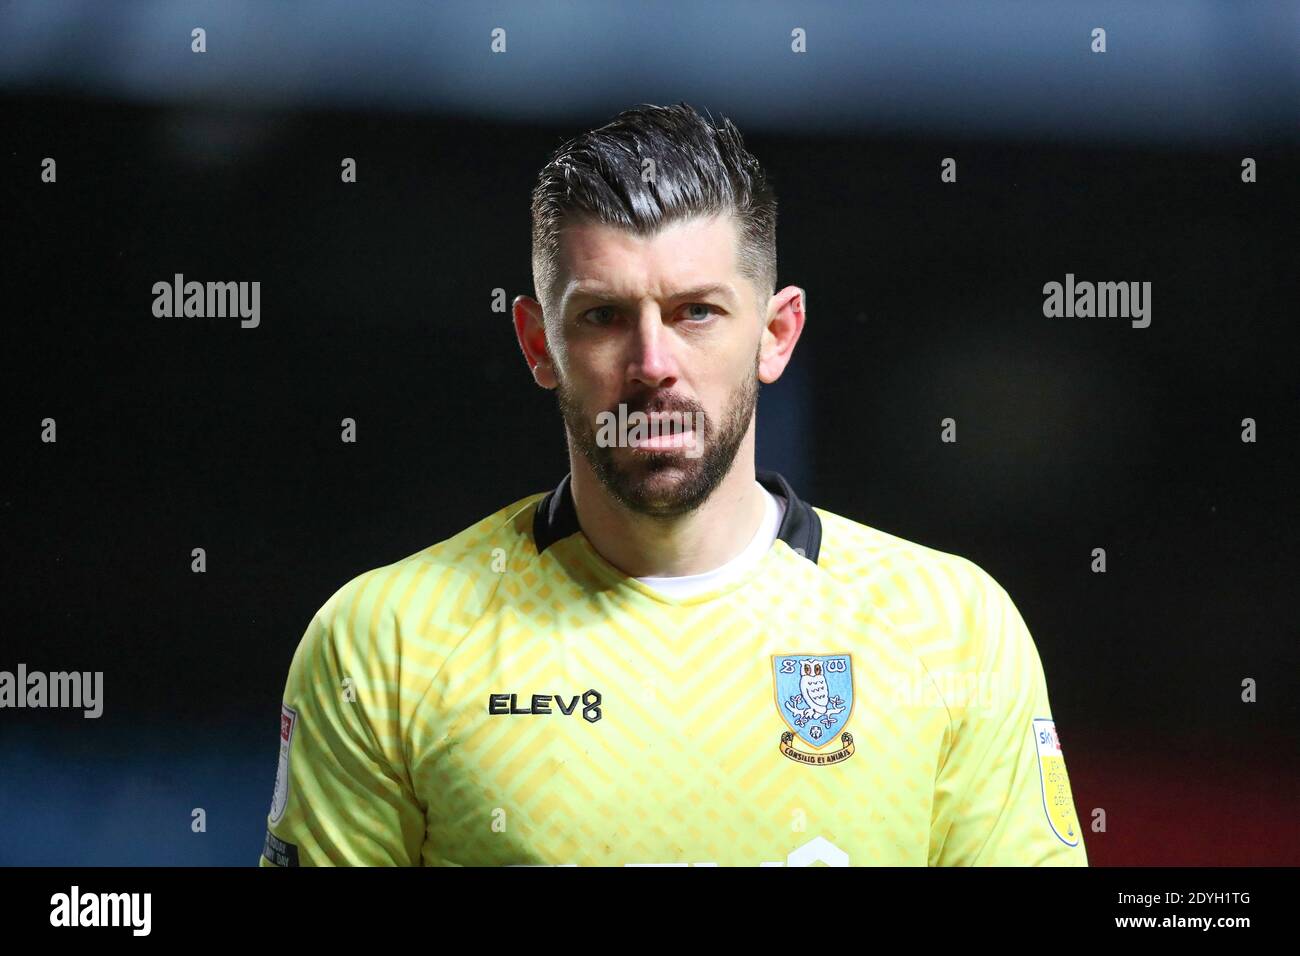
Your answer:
532;468;822;564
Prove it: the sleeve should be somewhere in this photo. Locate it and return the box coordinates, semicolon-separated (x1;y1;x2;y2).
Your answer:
259;601;427;866
928;571;1088;866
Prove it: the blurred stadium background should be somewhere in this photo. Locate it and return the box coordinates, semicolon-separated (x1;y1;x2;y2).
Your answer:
2;0;1297;865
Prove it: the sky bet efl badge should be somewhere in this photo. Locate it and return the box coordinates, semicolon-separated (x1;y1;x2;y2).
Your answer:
773;654;855;765
270;703;297;825
1033;717;1081;846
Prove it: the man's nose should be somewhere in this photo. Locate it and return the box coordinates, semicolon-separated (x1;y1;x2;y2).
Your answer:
626;310;677;388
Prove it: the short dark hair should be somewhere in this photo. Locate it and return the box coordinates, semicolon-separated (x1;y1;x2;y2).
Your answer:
530;102;778;320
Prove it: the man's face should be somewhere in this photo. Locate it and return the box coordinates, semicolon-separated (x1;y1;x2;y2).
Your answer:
548;213;763;518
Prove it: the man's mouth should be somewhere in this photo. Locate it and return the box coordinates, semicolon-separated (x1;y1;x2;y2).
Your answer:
627;411;698;450
628;429;694;449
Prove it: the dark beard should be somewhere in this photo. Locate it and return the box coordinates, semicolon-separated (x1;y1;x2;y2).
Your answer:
556;353;760;519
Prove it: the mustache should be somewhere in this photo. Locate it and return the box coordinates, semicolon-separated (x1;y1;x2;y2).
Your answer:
606;393;706;418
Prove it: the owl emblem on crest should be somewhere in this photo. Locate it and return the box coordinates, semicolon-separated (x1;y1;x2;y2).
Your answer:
773;654;853;752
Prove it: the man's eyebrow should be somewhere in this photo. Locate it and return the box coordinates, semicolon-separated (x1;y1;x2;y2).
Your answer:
564;282;739;306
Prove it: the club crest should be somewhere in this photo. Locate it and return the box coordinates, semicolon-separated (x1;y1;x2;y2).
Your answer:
773;654;855;765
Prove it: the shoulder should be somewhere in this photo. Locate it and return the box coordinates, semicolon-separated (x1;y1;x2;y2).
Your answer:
811;505;1019;665
814;505;1004;604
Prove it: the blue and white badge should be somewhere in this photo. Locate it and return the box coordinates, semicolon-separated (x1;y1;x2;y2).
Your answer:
773;654;854;751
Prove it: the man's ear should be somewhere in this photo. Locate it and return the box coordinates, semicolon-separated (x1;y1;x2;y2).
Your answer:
759;285;806;385
512;295;558;389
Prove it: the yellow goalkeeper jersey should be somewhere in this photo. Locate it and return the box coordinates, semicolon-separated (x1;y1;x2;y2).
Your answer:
260;470;1087;867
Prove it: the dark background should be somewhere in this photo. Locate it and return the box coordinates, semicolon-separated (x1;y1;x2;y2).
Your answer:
2;1;1297;865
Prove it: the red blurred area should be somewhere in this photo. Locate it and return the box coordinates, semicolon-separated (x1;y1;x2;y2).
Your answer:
1066;737;1300;866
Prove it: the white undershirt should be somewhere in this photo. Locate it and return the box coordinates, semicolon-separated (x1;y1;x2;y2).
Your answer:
635;482;786;599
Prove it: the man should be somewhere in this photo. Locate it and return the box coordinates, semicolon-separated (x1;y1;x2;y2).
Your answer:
260;102;1087;867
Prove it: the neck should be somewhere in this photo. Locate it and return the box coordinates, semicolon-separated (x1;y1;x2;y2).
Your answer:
568;431;766;578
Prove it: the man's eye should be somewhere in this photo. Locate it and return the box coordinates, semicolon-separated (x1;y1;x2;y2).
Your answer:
682;303;719;321
583;306;617;326
581;304;718;324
